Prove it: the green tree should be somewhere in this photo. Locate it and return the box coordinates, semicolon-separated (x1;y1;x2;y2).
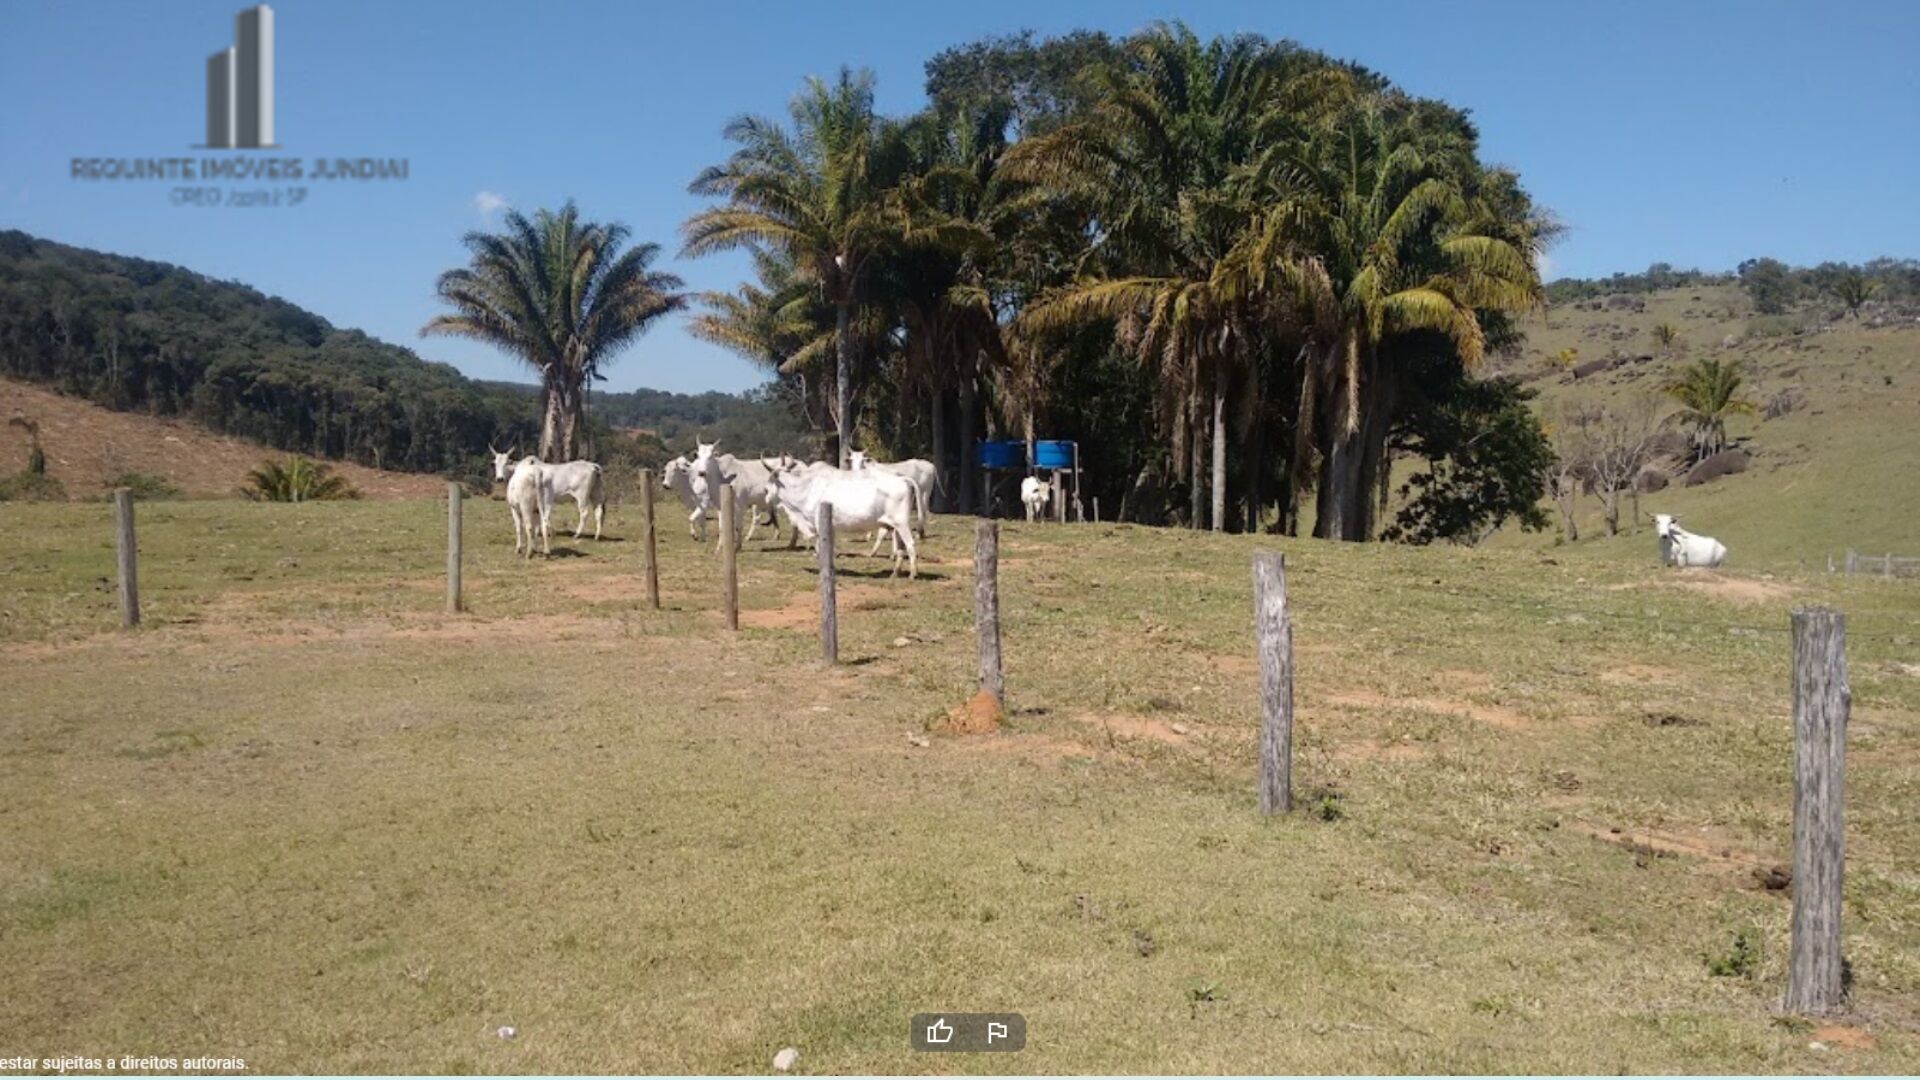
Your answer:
424;202;684;462
684;69;907;467
1829;268;1877;318
1737;257;1796;315
1665;356;1755;461
1008;23;1288;530
1235;89;1543;539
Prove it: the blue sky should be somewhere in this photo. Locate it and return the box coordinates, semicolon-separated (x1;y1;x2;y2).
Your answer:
2;1;1916;395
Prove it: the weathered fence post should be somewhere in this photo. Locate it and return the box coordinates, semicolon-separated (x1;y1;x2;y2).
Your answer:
719;482;738;631
1092;497;1101;524
1785;607;1849;1015
1053;477;1066;524
816;502;837;663
446;481;463;613
1885;553;1894;581
975;520;1003;704
639;468;660;610
113;487;139;629
1252;551;1293;814
1844;549;1857;574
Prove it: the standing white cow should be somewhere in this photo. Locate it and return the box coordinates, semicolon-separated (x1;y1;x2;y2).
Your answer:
662;455;705;540
504;455;552;560
1653;514;1727;568
490;446;605;540
848;450;936;537
1020;476;1051;522
764;458;920;579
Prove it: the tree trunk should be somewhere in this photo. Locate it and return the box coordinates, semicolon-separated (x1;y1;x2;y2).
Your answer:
834;302;852;468
1556;485;1579;542
1603;488;1620;536
929;382;948;512
540;377;585;462
958;368;977;515
1187;387;1203;529
1210;376;1226;532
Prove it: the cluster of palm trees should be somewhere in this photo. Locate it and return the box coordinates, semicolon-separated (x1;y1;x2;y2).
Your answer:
428;24;1552;541
680;24;1549;539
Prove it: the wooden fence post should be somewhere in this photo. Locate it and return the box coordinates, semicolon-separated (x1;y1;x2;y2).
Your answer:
975;520;1003;703
816;502;837;663
113;487;139;629
446;482;463;614
1844;549;1857;574
1786;607;1849;1015
1252;551;1293;814
1092;497;1100;524
719;482;738;631
639;468;660;610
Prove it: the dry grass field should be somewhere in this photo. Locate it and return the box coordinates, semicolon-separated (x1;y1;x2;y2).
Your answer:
2;497;1918;1073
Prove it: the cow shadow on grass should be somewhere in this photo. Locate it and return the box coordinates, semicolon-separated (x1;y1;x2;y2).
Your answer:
805;565;948;582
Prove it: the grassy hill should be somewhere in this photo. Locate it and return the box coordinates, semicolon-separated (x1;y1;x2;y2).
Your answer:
0;376;450;500
1488;282;1920;569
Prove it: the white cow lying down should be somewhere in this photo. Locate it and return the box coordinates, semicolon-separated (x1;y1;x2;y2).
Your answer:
1653;513;1727;568
1020;476;1052;522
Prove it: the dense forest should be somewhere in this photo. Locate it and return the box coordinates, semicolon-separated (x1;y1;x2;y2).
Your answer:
0;230;801;482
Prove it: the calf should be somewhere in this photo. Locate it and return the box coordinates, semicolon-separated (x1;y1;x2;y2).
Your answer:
1652;513;1728;568
1020;475;1051;522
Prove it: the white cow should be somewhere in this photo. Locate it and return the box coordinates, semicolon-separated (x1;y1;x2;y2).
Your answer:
713;453;783;551
1653;513;1727;568
490;446;605;540
764;458;920;579
1020;475;1052;522
848;450;936;537
504;454;552;559
661;455;705;540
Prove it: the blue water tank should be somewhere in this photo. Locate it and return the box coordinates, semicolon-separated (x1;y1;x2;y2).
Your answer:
1033;440;1075;470
977;440;1025;468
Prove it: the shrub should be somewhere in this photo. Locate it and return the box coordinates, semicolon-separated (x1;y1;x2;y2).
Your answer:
241;456;360;502
1705;930;1759;977
0;471;67;501
103;472;183;500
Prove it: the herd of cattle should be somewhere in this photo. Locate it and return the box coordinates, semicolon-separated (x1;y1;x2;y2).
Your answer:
488;443;943;578
480;446;1729;574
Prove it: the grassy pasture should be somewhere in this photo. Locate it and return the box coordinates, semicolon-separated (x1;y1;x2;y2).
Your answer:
2;497;1918;1073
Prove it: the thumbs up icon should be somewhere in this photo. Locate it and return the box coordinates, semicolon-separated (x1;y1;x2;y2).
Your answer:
925;1017;954;1045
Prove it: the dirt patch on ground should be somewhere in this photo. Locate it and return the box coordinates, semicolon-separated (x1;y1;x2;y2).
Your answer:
1323;689;1531;730
562;577;658;604
1570;821;1773;869
1207;654;1259;678
958;731;1107;768
1812;1024;1879;1052
1434;668;1494;693
1073;711;1188;745
933;690;1005;735
1600;663;1687;686
1615;572;1799;606
737;583;899;630
0;375;450;500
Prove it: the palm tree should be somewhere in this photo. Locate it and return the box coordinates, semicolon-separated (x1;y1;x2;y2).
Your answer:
688;249;836;437
1665;356;1755;461
1006;23;1286;530
242;456;358;502
1232;90;1542;539
1651;322;1680;355
424;201;685;462
684;68;906;467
